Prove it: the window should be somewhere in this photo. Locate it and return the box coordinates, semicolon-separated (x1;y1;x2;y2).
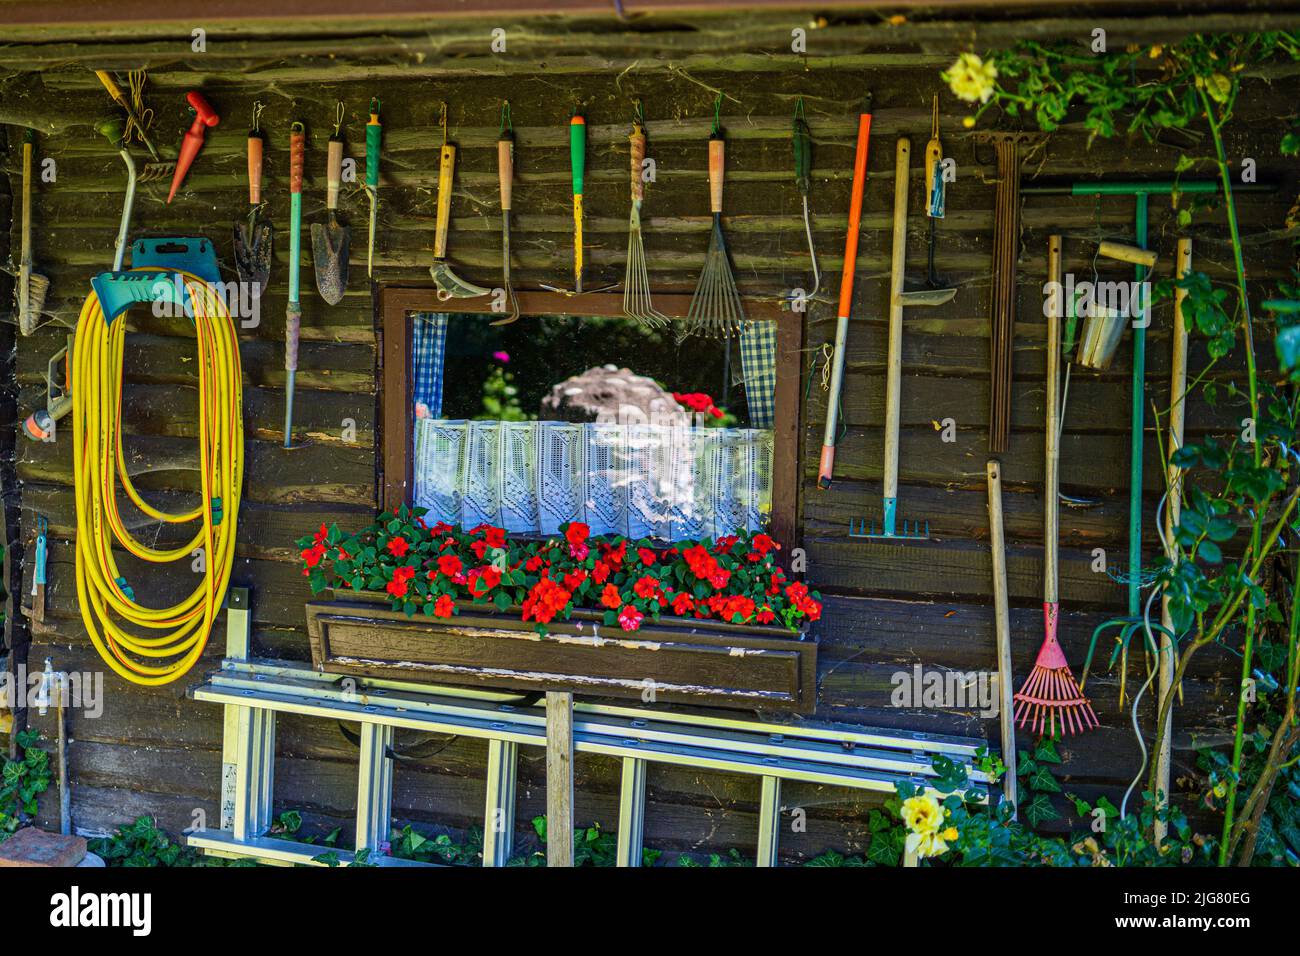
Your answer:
379;289;800;546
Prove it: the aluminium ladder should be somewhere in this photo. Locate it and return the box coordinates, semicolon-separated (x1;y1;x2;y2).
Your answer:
186;590;991;867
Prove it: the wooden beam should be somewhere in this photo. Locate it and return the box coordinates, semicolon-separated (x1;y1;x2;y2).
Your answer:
545;690;574;869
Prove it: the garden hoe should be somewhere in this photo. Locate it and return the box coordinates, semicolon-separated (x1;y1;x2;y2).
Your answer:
233;103;273;296
430;104;489;301
312;103;351;305
492;103;520;326
818;99;872;488
284;122;305;448
849;137;936;541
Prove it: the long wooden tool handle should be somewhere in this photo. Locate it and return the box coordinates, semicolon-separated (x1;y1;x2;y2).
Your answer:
1097;239;1158;268
1156;237;1192;843
247;133;264;205
629;122;646;203
570;116;586;199
708;135;725;214
986;459;1019;814
819;112;872;486
1045;234;1062;604
434;144;455;259
882;136;910;503
498;134;514;212
20;135;33;264
326;136;344;211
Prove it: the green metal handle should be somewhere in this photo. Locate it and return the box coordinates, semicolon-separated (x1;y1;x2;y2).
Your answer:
570;115;586;196
366;99;382;189
793;116;812;195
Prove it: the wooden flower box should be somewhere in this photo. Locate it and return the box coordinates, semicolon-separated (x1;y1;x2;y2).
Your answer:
304;593;818;714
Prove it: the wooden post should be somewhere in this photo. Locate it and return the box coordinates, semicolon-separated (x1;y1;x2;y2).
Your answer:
545;691;574;867
1156;238;1192;845
986;460;1018;813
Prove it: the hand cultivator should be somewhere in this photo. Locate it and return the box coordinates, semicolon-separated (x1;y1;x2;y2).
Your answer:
791;98;819;303
233;103;273;296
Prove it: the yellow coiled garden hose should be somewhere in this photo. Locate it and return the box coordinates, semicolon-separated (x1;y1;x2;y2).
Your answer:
72;269;243;685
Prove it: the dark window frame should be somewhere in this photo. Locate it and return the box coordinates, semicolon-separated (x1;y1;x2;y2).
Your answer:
377;285;802;548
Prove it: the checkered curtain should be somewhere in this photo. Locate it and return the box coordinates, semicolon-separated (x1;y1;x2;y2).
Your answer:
739;320;777;429
411;312;449;417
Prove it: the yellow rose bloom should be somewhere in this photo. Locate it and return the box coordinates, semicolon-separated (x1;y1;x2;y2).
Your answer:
906;829;950;859
942;52;998;104
900;794;943;835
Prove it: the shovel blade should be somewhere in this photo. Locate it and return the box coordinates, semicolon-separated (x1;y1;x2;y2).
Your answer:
311;222;350;306
233;220;273;295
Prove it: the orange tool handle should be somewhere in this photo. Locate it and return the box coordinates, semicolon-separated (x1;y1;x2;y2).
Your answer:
836;113;872;320
708;135;725;214
247;132;264;205
629;122;646;202
289;125;305;195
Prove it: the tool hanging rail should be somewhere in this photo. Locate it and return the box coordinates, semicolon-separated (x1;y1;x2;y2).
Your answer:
188;590;990;868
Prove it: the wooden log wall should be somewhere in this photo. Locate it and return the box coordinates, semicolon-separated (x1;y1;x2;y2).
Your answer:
3;8;1298;862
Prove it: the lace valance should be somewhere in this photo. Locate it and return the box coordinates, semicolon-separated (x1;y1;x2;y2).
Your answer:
414;419;772;540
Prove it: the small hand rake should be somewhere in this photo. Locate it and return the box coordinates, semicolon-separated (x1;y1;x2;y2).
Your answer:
683;97;744;339
622;115;666;329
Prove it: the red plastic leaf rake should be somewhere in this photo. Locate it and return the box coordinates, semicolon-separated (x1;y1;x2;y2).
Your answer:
1014;603;1098;737
1013;234;1097;738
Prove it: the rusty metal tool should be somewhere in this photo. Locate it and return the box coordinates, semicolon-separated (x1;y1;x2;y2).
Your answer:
312;102;351;305
430;103;489;301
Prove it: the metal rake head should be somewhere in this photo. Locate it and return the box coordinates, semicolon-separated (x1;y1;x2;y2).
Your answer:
623;212;667;329
848;514;931;541
682;221;744;339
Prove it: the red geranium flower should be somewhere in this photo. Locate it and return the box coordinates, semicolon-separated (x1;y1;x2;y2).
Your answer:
637;547;657;566
434;594;456;618
312;524;329;545
633;575;660;600
387;536;410;558
671;593;694;616
301;544;326;567
437;554;463;577
756;606;775;624
752;534;778;555
617;605;644;632
562;568;588;593
591;561;610;584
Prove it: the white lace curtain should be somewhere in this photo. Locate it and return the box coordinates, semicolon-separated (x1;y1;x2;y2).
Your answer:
414;419;773;540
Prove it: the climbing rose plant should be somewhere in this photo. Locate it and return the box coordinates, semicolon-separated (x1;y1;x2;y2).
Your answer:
297;505;821;636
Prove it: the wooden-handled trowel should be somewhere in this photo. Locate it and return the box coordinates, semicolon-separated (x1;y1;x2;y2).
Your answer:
312;104;351;305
